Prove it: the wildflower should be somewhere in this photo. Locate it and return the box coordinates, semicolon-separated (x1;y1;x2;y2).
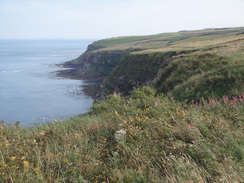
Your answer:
11;156;16;161
222;96;229;104
239;93;244;101
39;131;45;136
112;151;118;156
23;161;29;168
62;158;69;164
33;168;39;174
100;138;107;143
114;129;126;141
33;168;44;180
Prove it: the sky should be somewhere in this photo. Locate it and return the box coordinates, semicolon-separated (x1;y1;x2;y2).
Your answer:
0;0;244;39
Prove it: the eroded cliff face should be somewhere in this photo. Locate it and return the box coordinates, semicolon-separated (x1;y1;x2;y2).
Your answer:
62;43;191;98
60;27;244;101
69;49;125;77
59;43;134;99
102;52;177;95
65;44;125;76
64;43;180;98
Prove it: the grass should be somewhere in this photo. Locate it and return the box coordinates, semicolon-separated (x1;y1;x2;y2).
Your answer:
86;27;244;102
89;27;244;52
154;52;244;101
1;27;244;182
1;87;243;182
103;51;177;95
71;27;244;102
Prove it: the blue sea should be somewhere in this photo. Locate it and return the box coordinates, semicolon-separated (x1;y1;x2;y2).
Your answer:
0;39;94;126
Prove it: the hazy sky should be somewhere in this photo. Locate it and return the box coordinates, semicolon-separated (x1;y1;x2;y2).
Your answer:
0;0;244;39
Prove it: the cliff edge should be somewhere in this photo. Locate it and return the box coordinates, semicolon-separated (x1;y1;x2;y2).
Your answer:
59;27;244;101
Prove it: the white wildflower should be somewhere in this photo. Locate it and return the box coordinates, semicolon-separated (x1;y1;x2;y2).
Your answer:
114;129;126;141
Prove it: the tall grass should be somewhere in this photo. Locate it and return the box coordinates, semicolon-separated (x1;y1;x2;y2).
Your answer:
154;52;244;102
1;87;243;182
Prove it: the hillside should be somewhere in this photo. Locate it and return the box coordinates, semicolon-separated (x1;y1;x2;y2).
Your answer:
1;28;244;182
1;87;243;182
62;27;244;101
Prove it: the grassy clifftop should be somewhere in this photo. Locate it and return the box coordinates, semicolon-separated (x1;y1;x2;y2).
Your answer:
1;28;244;182
1;87;243;182
63;27;244;101
91;27;244;52
89;27;244;101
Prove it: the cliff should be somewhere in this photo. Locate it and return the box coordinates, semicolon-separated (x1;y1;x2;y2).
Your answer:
3;28;244;182
63;27;244;101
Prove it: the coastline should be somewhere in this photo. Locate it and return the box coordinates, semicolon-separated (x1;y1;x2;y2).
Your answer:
55;63;104;100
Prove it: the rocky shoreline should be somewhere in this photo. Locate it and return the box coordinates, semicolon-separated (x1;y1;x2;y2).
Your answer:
55;63;104;100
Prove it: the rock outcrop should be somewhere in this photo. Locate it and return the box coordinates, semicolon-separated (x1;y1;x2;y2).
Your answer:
58;27;244;101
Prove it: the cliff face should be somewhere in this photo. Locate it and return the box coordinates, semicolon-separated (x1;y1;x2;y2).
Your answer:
102;51;177;95
63;27;244;101
69;48;125;77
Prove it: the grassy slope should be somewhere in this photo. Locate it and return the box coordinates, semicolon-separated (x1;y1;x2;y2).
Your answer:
92;27;244;100
91;27;244;52
1;28;244;182
1;87;243;182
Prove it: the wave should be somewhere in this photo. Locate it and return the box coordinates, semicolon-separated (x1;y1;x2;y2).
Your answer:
13;69;23;72
0;69;23;73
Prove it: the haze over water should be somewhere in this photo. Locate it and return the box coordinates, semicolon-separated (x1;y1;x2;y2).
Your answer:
0;39;94;126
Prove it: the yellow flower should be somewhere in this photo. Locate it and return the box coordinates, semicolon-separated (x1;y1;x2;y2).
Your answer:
39;131;45;136
11;156;16;160
33;168;39;174
23;161;29;167
62;158;69;164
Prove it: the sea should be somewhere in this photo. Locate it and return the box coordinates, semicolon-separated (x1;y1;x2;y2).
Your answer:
0;39;95;126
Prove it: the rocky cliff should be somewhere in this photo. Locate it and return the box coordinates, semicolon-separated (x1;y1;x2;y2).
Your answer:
61;27;244;101
61;46;125;79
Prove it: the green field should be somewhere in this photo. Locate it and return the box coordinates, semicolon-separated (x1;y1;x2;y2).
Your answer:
91;27;244;53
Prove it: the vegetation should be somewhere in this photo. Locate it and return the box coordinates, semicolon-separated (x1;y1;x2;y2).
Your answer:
1;87;243;182
154;53;244;101
1;27;244;182
90;27;244;52
93;27;244;101
103;51;177;95
68;27;244;101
